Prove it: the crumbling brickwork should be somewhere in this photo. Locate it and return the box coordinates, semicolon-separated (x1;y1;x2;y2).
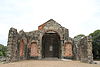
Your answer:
6;19;93;63
20;40;24;57
30;41;39;57
64;42;73;57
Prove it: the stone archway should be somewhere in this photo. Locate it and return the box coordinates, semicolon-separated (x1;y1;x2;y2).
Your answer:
42;32;61;58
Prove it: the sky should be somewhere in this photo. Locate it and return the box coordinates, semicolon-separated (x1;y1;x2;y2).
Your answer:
0;0;100;46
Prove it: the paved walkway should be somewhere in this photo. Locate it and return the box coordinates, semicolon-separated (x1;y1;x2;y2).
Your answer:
0;60;100;67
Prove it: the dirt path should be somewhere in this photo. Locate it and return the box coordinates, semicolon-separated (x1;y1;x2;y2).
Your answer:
0;60;100;67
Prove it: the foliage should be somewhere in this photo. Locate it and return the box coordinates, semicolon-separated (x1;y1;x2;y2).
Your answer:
74;34;85;38
0;44;7;57
74;34;85;41
89;30;100;59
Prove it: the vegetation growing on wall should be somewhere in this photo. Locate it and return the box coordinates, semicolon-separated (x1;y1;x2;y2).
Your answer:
74;34;85;42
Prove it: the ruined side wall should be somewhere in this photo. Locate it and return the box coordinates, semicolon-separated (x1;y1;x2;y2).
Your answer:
18;30;30;60
7;28;30;62
25;31;41;59
78;36;93;63
7;28;19;62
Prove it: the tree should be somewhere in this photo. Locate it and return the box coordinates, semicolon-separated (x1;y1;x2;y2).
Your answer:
89;30;100;59
0;44;7;57
74;34;85;41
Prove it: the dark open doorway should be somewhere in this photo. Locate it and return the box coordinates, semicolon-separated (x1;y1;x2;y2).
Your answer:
42;33;61;58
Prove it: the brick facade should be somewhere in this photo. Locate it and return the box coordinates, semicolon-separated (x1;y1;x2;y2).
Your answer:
7;19;93;63
20;40;24;57
64;42;73;57
30;42;39;56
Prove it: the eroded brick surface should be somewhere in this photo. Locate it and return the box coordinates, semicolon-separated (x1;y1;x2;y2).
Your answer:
30;43;38;56
64;44;73;56
7;19;93;63
20;40;24;57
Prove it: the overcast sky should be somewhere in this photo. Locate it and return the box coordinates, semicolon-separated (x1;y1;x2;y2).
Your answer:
0;0;100;45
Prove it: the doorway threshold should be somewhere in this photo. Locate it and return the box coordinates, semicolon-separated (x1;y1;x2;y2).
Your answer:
41;58;61;61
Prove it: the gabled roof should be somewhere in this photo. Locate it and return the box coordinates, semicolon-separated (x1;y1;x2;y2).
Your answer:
38;19;61;30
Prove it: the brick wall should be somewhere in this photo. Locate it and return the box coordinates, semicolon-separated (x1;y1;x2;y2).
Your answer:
64;44;72;56
64;43;73;56
20;40;24;57
30;42;39;56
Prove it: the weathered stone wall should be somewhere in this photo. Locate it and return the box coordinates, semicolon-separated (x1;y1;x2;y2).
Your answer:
7;28;19;62
37;19;69;59
78;36;93;63
7;28;30;62
6;19;93;64
18;30;29;60
6;20;70;62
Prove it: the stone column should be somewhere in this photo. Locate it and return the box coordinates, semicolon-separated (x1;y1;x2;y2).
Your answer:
61;40;64;59
87;36;93;63
79;36;93;63
6;28;19;62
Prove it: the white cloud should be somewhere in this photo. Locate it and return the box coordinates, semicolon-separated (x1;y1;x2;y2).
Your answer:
0;0;100;45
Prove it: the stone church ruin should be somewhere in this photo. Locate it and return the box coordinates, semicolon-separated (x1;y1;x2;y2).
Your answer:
7;19;93;63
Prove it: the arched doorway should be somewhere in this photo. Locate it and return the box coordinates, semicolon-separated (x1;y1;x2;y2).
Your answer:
42;32;61;58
